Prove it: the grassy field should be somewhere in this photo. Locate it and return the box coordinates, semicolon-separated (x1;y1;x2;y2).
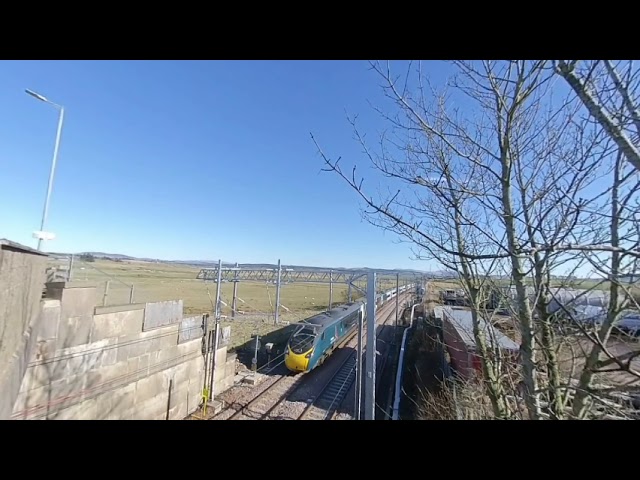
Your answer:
48;258;410;349
429;278;638;295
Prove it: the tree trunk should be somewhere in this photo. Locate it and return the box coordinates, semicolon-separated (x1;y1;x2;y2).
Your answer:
537;284;564;419
451;197;510;419
571;151;623;418
500;147;540;420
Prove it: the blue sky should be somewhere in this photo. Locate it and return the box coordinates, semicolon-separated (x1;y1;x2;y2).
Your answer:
0;60;451;271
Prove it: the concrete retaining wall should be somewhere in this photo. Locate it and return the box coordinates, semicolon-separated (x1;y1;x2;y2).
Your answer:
0;240;48;420
11;282;236;420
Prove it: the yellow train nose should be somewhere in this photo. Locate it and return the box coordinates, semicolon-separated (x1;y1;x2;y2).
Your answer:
285;349;310;372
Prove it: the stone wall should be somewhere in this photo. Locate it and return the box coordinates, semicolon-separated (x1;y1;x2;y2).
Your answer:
0;239;48;420
11;282;236;420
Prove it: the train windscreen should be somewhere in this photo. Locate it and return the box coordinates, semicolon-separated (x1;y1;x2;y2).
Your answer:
289;327;316;354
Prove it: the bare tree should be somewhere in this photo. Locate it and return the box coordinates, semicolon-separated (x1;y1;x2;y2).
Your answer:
313;60;563;419
547;70;640;418
312;60;640;420
554;60;640;172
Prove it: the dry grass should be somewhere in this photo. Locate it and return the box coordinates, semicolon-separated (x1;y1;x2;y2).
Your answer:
555;333;640;389
417;377;496;420
48;258;408;350
430;280;460;291
53;258;361;314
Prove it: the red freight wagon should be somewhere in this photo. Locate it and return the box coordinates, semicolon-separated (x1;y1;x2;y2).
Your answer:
437;306;519;381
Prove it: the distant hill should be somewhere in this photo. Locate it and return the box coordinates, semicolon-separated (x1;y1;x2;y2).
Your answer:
46;251;438;275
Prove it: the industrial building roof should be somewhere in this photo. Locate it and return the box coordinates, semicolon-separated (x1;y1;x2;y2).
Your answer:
441;306;519;352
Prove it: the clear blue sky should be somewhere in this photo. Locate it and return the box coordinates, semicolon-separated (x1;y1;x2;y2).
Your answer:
0;60;448;271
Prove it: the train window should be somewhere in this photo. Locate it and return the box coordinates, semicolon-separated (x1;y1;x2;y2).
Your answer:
290;327;316;354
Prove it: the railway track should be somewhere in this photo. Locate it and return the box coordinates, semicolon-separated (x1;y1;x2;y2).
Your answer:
299;295;409;420
299;351;357;420
375;324;398;419
214;329;362;421
227;374;300;420
214;293;411;420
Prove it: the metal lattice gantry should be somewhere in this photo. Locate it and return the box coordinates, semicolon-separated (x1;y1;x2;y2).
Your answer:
197;263;423;291
196;260;427;324
198;266;368;285
198;261;428;421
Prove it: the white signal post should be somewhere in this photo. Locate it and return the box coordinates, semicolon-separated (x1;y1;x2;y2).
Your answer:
364;271;376;420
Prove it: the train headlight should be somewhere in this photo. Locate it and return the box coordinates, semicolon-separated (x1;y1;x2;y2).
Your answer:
305;351;313;358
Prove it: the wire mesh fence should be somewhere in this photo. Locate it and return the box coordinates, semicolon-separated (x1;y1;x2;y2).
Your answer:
45;254;418;351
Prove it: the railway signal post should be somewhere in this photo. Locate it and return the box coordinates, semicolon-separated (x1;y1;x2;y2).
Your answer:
274;259;282;324
364;271;376;420
355;311;363;420
210;260;223;405
232;262;239;318
395;273;399;328
329;270;333;310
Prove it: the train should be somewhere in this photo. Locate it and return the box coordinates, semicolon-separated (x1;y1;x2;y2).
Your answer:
284;283;417;373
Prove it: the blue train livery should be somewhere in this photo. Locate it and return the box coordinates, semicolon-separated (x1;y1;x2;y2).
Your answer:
284;301;365;373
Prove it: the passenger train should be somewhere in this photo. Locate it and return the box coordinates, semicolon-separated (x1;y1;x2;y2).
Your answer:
284;283;417;373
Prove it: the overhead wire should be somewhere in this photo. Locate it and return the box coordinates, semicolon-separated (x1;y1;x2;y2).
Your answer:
20;282;415;420
75;259;133;288
247;298;402;419
304;292;409;419
32;280;242;369
27;288;292;388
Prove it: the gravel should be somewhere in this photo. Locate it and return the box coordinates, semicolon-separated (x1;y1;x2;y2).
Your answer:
265;400;309;420
333;295;412;419
228;375;301;420
207;293;413;421
287;348;352;403
333;412;353;420
211;373;286;420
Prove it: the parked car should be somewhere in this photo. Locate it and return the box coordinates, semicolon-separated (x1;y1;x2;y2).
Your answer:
616;310;640;337
570;306;640;337
572;305;607;326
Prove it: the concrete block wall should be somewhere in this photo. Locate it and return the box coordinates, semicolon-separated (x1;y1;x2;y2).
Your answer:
11;282;237;420
211;345;237;394
0;240;48;420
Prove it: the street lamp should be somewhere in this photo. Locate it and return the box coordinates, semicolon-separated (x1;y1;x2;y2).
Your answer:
25;88;65;251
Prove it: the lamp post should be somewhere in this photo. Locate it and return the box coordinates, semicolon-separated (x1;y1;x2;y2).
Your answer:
25;88;65;251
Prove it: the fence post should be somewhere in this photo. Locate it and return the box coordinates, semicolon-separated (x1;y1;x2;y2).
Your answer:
252;334;260;372
129;285;135;303
211;320;221;403
274;259;282;325
329;270;333;310
232;262;239;318
67;254;74;282
103;280;110;306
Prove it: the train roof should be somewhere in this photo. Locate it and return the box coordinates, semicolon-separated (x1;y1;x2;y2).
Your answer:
441;306;519;352
298;301;363;330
